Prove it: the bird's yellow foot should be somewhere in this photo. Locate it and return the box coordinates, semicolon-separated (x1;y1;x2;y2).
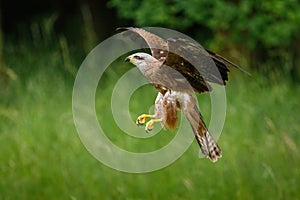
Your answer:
136;114;152;126
145;119;163;132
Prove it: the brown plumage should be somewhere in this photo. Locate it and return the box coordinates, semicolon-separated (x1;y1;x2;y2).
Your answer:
162;93;178;130
122;27;249;162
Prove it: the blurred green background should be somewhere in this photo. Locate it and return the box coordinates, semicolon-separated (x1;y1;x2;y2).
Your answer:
0;0;300;199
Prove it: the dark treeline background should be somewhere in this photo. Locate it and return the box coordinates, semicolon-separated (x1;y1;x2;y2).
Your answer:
1;0;119;40
1;0;300;82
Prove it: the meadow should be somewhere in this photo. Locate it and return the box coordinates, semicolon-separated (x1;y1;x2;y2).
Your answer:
0;40;299;199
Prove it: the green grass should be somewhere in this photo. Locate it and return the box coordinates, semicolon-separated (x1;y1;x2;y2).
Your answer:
0;43;299;199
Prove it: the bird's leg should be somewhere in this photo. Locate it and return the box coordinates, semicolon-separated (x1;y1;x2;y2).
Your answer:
136;92;164;132
136;114;153;126
145;118;163;132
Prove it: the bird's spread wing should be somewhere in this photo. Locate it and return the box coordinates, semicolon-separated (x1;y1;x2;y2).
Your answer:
165;38;217;92
117;27;169;62
166;38;229;84
165;38;250;89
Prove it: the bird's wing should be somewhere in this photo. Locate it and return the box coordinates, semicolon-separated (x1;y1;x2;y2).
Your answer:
166;38;229;86
165;38;216;93
117;27;169;62
166;38;250;86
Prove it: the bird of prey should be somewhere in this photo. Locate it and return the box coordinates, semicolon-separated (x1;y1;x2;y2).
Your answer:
121;27;248;162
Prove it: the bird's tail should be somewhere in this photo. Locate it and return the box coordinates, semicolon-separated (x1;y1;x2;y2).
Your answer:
193;122;222;162
185;104;222;162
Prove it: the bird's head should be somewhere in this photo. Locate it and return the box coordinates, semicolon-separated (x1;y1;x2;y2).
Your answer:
125;52;158;69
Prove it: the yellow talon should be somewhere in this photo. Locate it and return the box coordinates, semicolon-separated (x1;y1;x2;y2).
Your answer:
145;119;163;132
136;114;152;126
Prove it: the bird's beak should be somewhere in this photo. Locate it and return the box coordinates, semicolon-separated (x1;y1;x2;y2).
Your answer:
125;56;131;62
125;56;137;63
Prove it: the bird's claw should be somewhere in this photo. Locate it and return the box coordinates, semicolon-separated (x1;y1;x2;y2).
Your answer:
136;114;162;133
145;120;155;132
136;114;152;126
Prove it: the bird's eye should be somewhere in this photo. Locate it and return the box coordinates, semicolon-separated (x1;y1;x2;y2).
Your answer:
133;55;142;60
